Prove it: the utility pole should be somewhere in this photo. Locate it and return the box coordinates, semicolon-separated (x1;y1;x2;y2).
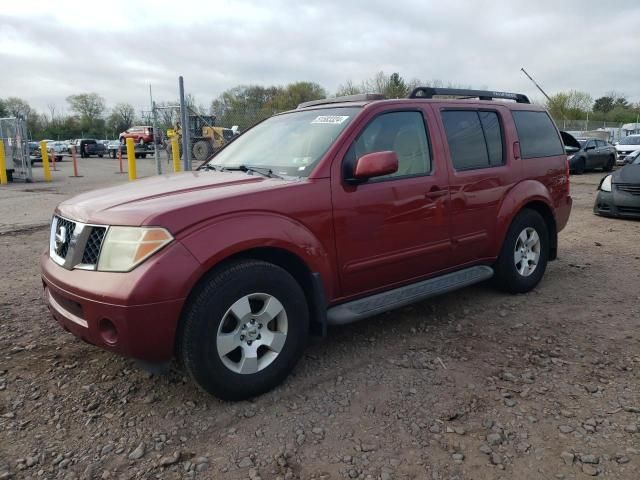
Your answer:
520;67;551;102
521;67;568;125
179;76;190;171
149;85;161;175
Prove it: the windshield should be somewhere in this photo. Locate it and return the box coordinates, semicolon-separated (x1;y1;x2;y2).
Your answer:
632;151;640;165
207;107;360;177
620;136;640;145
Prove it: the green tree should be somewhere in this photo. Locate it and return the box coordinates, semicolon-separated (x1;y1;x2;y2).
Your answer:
107;103;136;137
335;80;363;97
4;97;32;118
0;99;7;117
271;82;326;110
593;96;614;114
67;93;106;128
546;90;592;120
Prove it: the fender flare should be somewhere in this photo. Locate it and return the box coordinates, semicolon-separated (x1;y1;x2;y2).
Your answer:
178;211;336;299
494;181;556;258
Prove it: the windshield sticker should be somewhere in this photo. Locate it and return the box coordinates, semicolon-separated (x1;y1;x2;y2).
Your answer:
311;115;350;125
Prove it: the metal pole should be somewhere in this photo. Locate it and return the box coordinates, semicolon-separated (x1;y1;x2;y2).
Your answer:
179;76;190;171
151;100;161;175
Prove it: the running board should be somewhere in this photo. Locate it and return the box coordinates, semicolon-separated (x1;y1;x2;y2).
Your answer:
327;266;494;326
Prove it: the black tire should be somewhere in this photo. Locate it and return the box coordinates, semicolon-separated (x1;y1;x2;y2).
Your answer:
98;154;103;158
138;138;145;146
192;140;212;162
179;260;309;400
573;158;585;175
110;151;116;159
141;153;147;159
603;156;614;172
493;209;549;294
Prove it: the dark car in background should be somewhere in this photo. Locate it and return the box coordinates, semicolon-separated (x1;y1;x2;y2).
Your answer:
76;139;106;158
594;153;640;218
566;137;616;174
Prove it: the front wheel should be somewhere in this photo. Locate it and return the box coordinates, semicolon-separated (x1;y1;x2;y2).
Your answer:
573;158;585;175
603;156;614;172
494;209;549;294
179;260;309;400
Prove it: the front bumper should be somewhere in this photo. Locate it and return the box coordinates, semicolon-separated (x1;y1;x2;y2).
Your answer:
41;241;203;362
593;190;640;219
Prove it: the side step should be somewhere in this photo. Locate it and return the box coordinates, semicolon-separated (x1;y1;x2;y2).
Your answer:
327;265;494;326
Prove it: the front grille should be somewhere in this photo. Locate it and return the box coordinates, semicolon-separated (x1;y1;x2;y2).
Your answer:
54;217;76;259
81;227;106;265
616;183;640;196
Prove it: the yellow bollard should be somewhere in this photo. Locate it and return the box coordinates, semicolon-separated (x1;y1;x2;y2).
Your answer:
40;141;51;182
0;141;7;185
126;137;137;181
171;137;181;172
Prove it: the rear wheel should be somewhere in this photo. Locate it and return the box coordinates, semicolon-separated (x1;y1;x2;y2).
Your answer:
98;154;103;158
494;209;549;294
179;260;309;400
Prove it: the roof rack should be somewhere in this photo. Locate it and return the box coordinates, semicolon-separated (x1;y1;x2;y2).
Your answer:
297;93;385;109
408;87;530;104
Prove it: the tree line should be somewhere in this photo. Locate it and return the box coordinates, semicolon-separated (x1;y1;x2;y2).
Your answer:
2;72;638;141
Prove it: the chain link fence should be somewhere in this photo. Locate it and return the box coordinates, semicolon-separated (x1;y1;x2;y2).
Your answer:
0;117;32;182
551;118;640;143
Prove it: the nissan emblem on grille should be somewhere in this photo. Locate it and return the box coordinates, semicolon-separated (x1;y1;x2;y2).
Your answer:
55;224;67;255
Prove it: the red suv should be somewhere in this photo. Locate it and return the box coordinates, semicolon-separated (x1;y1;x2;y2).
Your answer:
42;88;572;400
119;126;154;145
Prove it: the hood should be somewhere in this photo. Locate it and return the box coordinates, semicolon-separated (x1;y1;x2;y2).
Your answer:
613;164;640;184
561;131;581;150
616;144;640;152
57;171;297;232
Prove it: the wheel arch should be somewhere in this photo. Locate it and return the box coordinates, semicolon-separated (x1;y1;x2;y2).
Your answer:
175;245;328;357
496;181;558;261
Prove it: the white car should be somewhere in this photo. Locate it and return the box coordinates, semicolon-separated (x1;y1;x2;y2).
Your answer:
615;135;640;164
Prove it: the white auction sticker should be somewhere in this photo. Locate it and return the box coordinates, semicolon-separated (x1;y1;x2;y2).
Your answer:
311;115;349;125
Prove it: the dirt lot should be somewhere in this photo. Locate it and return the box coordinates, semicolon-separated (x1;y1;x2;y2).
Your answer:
0;170;639;480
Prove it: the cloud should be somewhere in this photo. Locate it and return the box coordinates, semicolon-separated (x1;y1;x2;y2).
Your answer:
1;0;639;113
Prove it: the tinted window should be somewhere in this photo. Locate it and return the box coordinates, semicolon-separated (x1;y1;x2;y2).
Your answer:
441;110;504;170
479;111;503;166
512;111;564;158
346;111;431;179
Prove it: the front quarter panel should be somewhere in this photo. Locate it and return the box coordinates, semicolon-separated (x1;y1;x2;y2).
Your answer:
178;212;338;301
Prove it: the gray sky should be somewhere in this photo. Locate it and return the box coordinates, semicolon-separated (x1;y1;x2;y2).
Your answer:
1;0;639;114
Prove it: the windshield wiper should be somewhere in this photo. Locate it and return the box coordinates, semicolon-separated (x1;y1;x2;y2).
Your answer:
221;165;282;179
199;163;219;171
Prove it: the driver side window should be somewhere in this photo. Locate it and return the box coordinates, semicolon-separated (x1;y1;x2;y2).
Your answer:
344;111;431;180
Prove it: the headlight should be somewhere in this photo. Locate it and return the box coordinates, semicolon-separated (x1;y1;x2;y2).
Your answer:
97;226;173;272
599;174;612;193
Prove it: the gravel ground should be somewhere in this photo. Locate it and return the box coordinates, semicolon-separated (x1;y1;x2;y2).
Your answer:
0;171;639;480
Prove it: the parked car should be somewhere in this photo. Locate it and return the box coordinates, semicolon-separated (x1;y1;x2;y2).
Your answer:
46;141;66;162
41;88;572;400
28;141;41;166
615;135;640;163
74;139;106;158
616;148;640;166
594;152;640;218
119;126;154;145
566;137;615;174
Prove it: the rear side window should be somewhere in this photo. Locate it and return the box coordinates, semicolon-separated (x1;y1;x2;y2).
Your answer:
441;110;504;170
512;111;564;158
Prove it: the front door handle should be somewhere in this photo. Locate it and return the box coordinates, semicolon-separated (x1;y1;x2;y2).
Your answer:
425;189;447;199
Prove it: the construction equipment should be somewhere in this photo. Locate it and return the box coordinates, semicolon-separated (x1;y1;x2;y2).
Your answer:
167;114;239;162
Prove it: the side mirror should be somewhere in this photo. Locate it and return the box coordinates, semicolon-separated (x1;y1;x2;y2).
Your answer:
353;151;399;180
